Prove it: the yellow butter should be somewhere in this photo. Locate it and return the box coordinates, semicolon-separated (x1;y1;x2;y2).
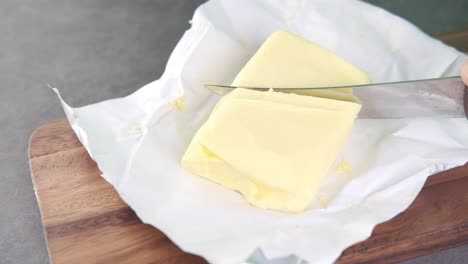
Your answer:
233;30;370;102
182;89;361;212
169;98;186;112
181;30;370;213
335;159;352;174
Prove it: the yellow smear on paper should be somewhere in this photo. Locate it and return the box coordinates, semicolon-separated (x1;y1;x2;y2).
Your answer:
170;98;186;112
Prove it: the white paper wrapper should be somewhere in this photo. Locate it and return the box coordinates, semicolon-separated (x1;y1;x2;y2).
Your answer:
55;0;468;263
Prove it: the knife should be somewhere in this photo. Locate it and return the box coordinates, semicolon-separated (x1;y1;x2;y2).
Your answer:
206;76;468;119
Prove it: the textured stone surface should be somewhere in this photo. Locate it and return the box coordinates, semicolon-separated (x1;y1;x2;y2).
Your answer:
0;1;203;263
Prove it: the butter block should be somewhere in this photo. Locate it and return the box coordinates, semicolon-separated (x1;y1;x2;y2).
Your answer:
182;88;361;213
181;30;370;213
233;30;370;101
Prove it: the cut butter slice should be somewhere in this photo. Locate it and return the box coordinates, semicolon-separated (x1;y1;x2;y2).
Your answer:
182;89;361;212
181;30;370;213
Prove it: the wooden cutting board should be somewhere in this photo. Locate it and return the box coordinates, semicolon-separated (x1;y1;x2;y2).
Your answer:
29;118;468;264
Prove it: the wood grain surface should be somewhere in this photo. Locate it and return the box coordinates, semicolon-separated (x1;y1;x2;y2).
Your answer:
29;118;468;264
436;27;468;53
29;119;206;264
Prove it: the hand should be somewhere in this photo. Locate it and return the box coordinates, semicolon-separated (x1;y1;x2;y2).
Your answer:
462;60;468;86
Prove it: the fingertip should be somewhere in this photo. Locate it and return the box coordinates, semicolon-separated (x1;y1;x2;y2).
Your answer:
462;60;468;85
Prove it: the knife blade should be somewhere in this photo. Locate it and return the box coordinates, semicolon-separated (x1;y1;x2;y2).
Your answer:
205;76;468;119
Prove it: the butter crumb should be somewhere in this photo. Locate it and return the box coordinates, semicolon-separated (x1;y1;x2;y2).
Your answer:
131;124;141;131
170;98;186;112
335;159;351;174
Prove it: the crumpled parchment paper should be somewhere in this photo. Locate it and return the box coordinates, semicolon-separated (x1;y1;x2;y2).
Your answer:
55;0;468;263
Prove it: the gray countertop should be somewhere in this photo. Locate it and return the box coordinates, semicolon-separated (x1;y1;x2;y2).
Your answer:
1;0;467;263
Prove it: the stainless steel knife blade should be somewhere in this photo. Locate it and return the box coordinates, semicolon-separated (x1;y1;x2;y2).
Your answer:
205;76;468;119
